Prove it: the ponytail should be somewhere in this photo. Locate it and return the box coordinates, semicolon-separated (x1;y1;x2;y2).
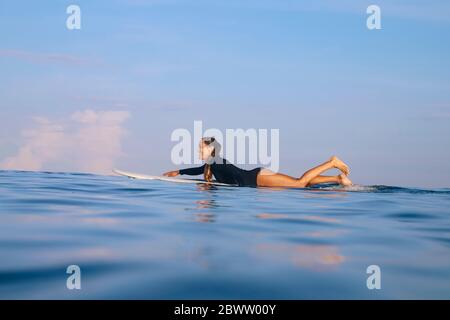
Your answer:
202;137;216;182
203;164;213;182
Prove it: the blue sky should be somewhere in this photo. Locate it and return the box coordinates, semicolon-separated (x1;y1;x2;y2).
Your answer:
1;0;450;187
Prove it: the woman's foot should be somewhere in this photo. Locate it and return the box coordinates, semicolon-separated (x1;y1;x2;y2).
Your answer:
330;156;350;175
338;173;353;186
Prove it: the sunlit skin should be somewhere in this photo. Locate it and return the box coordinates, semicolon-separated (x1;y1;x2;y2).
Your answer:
163;140;353;188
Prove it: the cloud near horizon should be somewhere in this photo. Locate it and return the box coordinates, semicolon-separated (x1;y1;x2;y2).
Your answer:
0;110;130;175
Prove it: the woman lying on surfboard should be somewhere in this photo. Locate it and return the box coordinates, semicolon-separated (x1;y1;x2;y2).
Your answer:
163;137;353;188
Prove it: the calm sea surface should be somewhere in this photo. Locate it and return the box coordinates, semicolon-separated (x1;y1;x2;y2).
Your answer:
1;170;450;299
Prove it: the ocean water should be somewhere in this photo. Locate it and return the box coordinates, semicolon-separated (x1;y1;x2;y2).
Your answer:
1;170;450;299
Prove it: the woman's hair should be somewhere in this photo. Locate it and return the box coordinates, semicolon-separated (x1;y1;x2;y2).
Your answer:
201;137;219;182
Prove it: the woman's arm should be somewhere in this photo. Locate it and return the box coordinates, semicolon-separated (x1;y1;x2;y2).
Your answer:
179;164;206;176
163;164;206;177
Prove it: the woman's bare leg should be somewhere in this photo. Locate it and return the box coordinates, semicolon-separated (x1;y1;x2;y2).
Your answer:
306;175;339;186
257;156;350;188
306;174;352;187
296;157;340;186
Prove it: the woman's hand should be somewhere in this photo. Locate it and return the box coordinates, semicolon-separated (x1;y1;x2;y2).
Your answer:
163;170;179;177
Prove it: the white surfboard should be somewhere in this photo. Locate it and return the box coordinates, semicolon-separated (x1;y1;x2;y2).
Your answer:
113;169;235;186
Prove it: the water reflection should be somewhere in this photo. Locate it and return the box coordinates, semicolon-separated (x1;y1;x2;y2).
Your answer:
305;229;349;238
255;243;345;271
195;183;218;192
255;212;341;224
302;190;349;199
255;211;345;270
189;185;221;223
254;186;350;202
192;212;216;223
185;246;214;270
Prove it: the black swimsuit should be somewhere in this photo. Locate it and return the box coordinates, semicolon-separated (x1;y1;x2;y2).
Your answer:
179;158;262;187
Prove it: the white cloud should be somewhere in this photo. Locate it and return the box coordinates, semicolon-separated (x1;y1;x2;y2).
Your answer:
0;110;130;174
